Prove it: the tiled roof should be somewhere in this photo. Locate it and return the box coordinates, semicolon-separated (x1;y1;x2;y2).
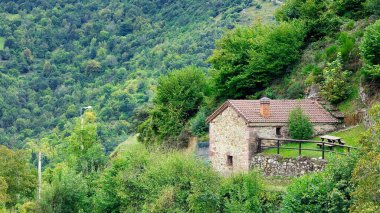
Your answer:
206;99;339;124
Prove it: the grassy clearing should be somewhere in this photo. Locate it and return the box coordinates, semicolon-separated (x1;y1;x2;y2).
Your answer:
262;176;293;192
263;125;365;159
0;37;5;50
240;1;279;24
110;135;138;158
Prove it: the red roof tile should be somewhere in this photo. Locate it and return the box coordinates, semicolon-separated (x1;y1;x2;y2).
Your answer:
206;99;339;124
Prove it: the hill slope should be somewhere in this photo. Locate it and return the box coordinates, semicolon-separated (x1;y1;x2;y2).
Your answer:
0;0;278;150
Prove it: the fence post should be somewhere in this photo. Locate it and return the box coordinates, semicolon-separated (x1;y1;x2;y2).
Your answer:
322;142;325;159
347;147;350;153
277;140;280;155
299;141;302;156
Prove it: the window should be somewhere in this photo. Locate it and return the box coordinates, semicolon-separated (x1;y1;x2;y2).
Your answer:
227;155;233;166
276;127;281;136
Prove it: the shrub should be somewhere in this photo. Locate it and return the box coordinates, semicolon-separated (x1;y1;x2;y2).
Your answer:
330;0;366;19
138;66;208;147
360;20;380;65
320;53;351;103
209;21;306;99
189;108;209;137
361;64;380;81
282;155;358;213
142;152;220;213
220;171;263;212
338;32;355;61
286;82;305;99
364;0;380;16
93;144;149;212
288;107;313;139
282;173;333;213
275;0;341;39
260;191;283;213
38;165;90;213
351;103;380;212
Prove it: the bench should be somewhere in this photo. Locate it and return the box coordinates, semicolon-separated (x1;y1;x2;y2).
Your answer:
317;143;334;149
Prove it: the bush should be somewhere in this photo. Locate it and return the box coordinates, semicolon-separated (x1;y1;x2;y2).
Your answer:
220;171;263;212
320;53;351;103
330;0;366;19
260;191;283;213
361;64;380;81
286;82;305;99
209;21;306;99
364;0;380;16
282;155;357;213
360;20;380;65
351;103;380;212
93;144;149;212
38;165;90;213
189;108;209;137
138;66;208;147
288;107;313;139
142;152;220;212
282;173;333;213
94;145;221;212
275;0;341;39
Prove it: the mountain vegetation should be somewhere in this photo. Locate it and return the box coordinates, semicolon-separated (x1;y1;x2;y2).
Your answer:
0;0;258;150
0;0;380;212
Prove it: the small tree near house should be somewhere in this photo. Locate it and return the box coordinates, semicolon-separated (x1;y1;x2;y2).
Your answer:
288;107;313;139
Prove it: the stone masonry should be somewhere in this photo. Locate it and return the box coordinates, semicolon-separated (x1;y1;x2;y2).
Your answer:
251;154;327;177
207;98;340;176
209;107;252;175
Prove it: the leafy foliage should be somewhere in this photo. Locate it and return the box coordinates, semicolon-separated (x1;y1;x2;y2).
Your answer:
282;155;357;213
288;107;313;139
360;19;380;65
209;21;306;99
38;165;90;213
275;0;341;39
320;53;351;103
138;66;208;147
93;144;221;212
0;146;36;208
0;0;254;150
220;171;262;212
350;103;380;212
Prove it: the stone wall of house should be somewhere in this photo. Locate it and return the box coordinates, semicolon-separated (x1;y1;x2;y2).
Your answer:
209;107;251;176
250;123;339;148
251;154;327;177
313;123;340;135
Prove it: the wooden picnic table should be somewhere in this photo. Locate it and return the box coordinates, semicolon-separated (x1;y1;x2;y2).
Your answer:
317;135;345;149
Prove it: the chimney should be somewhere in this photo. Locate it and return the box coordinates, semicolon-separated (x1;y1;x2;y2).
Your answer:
260;97;271;118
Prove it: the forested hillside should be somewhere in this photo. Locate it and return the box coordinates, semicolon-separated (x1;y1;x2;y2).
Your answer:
1;0;380;212
0;0;272;150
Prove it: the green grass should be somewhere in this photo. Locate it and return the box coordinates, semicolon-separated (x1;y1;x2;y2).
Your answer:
338;71;365;113
0;37;5;50
262;176;293;192
263;125;365;159
110;135;138;158
239;1;279;24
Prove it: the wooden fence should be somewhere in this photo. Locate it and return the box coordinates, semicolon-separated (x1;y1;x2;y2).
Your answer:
257;138;358;159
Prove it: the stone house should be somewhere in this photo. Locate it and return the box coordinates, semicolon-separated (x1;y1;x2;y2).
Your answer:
206;97;340;175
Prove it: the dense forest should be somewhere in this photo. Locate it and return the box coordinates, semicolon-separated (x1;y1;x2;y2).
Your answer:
1;0;380;212
0;0;260;150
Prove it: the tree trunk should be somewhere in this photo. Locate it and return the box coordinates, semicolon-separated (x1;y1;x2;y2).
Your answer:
38;152;42;200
